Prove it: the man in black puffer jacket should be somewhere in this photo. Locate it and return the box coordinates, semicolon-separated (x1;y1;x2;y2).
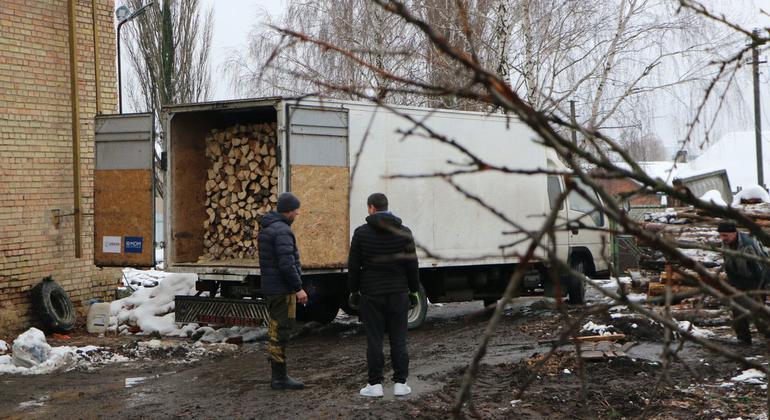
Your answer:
348;193;419;398
258;192;307;390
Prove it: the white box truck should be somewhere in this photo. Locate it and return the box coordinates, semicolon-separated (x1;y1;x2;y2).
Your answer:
93;97;609;329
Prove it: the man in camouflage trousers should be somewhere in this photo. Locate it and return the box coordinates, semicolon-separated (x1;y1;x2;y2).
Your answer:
258;192;307;390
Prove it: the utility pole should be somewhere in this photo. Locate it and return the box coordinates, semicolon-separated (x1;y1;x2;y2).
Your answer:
569;100;577;145
752;29;766;187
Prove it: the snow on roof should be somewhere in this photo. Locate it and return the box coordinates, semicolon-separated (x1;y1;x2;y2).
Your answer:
635;161;694;183
688;131;770;190
627;131;770;190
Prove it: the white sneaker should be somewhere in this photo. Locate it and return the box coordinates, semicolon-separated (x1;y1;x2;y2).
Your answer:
394;382;411;396
359;383;384;397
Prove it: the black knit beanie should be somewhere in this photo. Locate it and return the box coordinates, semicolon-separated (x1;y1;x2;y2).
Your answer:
277;192;301;213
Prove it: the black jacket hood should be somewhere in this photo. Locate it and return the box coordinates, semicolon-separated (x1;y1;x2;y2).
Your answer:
366;211;403;232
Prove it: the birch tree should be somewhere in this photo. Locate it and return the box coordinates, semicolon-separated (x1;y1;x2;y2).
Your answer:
124;0;214;137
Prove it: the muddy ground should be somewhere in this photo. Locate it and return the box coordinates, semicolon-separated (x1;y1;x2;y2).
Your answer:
1;294;769;419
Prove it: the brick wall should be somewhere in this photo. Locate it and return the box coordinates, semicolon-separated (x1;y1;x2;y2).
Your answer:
0;0;121;331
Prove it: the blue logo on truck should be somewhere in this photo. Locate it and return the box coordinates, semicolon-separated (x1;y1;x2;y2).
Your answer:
124;237;143;254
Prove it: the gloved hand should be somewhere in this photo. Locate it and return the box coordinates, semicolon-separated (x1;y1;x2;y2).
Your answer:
409;292;419;309
348;292;360;310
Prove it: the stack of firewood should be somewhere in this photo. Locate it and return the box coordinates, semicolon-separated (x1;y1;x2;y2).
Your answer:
201;123;278;260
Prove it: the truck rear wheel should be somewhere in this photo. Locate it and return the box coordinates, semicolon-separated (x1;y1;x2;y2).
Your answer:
407;284;428;330
543;275;568;299
567;258;587;304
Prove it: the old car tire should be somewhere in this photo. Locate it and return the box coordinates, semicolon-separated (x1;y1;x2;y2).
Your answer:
407;284;428;330
567;259;587;305
31;277;76;333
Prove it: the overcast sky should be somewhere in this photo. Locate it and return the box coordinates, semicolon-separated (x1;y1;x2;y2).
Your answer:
200;0;285;100
118;1;770;152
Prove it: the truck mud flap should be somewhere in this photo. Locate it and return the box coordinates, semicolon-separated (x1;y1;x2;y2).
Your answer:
175;295;269;327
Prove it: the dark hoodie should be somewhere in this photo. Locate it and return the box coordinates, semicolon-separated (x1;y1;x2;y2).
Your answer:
348;212;420;296
258;212;302;295
724;231;770;290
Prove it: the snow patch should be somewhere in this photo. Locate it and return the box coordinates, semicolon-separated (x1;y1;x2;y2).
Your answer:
0;328;128;375
122;267;171;290
700;190;727;206
677;321;715;339
110;272;197;335
123;339;239;361
731;369;766;385
125;376;150;388
0;340;7;354
112;269;270;342
734;185;770;205
18;397;48;409
581;321;613;336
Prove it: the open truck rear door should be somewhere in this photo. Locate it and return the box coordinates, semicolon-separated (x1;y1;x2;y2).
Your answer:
93;113;156;267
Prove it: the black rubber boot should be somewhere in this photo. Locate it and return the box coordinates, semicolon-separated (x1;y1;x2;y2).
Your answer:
270;361;304;390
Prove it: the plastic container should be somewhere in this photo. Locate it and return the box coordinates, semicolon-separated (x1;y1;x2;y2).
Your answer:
87;302;111;334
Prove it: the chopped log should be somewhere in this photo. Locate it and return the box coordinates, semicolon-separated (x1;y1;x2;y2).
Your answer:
202;122;278;260
647;282;700;298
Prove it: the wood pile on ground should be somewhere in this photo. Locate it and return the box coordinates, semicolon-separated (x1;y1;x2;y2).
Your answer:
635;203;770;298
201;123;279;260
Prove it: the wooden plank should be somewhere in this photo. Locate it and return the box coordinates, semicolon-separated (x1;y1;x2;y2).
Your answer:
573;334;626;342
647;282;700;297
94;169;154;267
290;165;350;269
171;114;210;263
